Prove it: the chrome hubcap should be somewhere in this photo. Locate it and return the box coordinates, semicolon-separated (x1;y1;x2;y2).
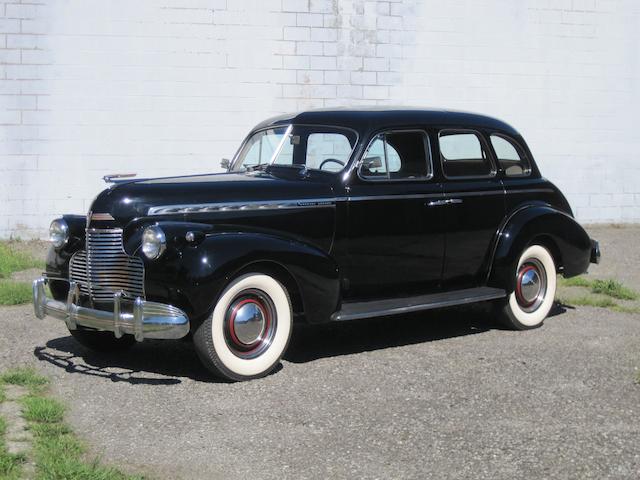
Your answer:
516;259;547;312
224;289;277;359
232;301;266;345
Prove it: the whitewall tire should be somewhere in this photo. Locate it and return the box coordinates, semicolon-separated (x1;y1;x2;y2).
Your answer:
194;273;292;381
497;244;557;330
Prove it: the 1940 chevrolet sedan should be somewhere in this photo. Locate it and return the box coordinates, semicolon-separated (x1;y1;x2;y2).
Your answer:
33;108;600;381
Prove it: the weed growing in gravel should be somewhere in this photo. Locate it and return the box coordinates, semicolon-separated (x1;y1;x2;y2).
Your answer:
560;276;593;288
0;384;5;404
591;279;638;300
0;367;48;393
558;295;617;309
558;276;639;314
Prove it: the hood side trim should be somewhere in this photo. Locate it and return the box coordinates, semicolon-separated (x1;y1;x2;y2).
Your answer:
148;198;338;216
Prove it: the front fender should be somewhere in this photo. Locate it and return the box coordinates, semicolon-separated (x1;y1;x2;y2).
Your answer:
487;206;592;292
144;232;340;325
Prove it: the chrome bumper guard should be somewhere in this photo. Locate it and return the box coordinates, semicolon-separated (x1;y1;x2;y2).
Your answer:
32;278;190;341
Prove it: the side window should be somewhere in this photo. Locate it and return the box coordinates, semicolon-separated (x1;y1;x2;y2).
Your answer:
306;133;353;172
490;134;530;177
360;131;430;180
439;131;494;178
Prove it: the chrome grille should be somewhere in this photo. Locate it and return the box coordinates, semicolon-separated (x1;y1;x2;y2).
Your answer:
69;228;145;303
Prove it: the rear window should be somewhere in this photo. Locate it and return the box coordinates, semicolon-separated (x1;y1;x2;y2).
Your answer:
439;130;494;178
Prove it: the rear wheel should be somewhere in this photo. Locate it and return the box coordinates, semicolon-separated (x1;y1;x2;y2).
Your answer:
194;273;293;381
496;244;557;330
69;327;136;352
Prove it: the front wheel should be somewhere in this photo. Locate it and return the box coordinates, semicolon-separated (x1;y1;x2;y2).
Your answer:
495;244;557;330
194;273;293;381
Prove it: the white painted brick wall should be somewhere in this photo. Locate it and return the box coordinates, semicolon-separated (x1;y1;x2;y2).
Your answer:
1;0;638;238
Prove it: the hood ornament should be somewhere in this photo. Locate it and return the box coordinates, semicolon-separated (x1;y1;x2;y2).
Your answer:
103;173;137;184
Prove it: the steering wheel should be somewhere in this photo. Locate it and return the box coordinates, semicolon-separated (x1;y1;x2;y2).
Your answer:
319;158;345;171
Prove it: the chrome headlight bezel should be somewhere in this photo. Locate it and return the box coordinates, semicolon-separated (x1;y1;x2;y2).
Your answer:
49;218;69;249
141;225;167;260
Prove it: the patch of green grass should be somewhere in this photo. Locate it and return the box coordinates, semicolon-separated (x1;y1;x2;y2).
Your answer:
29;415;145;480
0;416;25;480
558;295;618;309
591;279;638;300
22;396;65;424
559;276;593;288
1;367;48;392
0;243;42;279
1;367;145;480
611;304;640;315
0;280;33;306
559;276;639;300
32;420;140;480
0;385;5;404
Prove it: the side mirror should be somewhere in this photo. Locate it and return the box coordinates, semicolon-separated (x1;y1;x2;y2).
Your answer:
362;156;383;170
220;158;231;171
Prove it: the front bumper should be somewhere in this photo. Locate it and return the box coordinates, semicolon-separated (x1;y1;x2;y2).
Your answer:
32;277;190;341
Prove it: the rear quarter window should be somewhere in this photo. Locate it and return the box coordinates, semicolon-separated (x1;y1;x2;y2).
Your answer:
490;134;531;177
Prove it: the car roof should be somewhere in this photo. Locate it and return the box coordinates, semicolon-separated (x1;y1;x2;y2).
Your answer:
253;107;521;137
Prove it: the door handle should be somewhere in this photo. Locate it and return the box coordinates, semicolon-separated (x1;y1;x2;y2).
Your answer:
426;198;463;207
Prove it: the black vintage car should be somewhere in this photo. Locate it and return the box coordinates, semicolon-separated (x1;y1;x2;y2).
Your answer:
33;108;600;381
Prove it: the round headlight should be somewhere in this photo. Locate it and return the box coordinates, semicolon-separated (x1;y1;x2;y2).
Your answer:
49;219;69;248
141;225;166;260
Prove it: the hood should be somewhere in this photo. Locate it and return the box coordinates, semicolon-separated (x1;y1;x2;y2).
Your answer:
88;171;336;225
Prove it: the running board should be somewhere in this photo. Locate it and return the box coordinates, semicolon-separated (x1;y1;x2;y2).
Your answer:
331;287;506;322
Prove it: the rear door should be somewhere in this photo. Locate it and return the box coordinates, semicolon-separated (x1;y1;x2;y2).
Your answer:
437;129;505;290
344;129;445;300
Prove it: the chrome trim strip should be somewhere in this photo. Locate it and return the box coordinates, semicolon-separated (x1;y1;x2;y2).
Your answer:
505;188;554;195
347;193;441;202
148;198;337;216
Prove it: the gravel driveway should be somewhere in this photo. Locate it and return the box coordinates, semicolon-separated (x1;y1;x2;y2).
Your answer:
1;226;638;479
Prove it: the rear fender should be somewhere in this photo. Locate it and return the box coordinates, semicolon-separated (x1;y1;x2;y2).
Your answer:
487;206;591;292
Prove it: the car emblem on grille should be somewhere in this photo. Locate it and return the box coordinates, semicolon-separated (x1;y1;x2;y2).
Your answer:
90;212;115;221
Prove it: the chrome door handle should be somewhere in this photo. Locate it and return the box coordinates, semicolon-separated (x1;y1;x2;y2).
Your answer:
426;198;463;207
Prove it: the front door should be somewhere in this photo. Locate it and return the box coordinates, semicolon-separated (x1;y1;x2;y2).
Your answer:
343;130;445;300
437;129;505;289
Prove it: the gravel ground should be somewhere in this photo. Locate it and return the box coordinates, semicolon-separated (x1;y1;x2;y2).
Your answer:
0;226;638;479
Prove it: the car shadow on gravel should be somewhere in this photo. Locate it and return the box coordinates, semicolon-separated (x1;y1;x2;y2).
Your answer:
33;337;214;384
286;302;568;363
32;303;568;382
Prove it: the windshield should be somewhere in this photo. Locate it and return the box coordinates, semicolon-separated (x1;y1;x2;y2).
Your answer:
231;125;357;173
